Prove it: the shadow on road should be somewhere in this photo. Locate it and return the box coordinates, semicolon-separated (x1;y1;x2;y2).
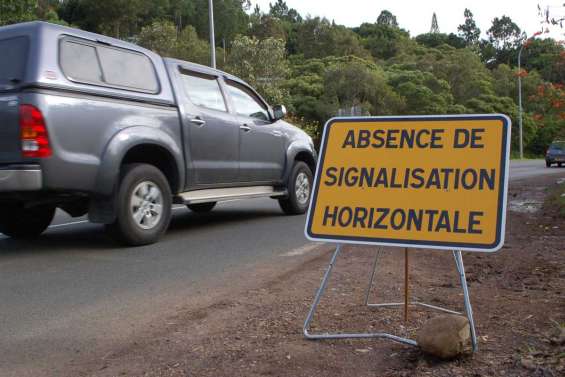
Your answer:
0;206;287;256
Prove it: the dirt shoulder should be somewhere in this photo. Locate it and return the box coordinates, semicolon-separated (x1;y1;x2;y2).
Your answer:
78;174;565;377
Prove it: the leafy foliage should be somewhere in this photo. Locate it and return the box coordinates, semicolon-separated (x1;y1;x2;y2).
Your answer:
0;1;562;153
227;36;289;105
458;8;481;47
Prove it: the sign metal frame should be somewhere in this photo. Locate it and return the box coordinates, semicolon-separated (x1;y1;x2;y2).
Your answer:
305;114;511;252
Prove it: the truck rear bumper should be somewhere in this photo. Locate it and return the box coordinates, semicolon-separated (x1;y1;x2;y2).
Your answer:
0;165;42;192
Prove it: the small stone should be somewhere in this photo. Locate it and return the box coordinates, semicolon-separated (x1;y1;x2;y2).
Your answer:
416;315;471;359
355;348;370;353
520;357;536;370
550;327;565;345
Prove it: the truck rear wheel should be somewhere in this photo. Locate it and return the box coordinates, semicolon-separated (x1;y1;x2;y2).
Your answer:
279;161;313;215
0;203;55;239
106;163;172;246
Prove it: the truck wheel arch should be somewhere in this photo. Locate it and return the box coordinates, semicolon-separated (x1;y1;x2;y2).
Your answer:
89;127;184;224
284;141;317;185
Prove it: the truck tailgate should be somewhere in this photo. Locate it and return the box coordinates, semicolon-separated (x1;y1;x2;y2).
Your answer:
0;95;22;164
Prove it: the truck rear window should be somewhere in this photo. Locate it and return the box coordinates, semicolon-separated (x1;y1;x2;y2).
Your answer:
0;37;28;90
60;39;159;93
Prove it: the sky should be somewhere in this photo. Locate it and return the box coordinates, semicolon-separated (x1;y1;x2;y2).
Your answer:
251;0;564;40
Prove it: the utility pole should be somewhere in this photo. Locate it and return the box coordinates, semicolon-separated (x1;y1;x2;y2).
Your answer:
208;0;216;69
518;43;524;160
430;12;439;33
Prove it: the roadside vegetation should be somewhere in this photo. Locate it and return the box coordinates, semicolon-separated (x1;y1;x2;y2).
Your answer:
2;0;564;154
546;180;565;218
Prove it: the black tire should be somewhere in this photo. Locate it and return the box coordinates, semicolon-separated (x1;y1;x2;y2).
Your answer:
187;202;216;213
106;163;172;246
559;162;563;167
0;203;55;239
546;160;551;168
279;161;313;215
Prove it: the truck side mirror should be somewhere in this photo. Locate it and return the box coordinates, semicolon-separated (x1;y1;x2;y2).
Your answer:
272;105;287;121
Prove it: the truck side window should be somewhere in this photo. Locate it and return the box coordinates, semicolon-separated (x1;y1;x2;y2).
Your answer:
0;37;29;88
225;81;269;122
97;47;158;92
179;71;227;112
60;39;159;93
60;41;104;84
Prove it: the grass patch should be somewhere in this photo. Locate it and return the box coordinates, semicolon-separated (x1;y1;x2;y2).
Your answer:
510;151;544;160
545;181;565;219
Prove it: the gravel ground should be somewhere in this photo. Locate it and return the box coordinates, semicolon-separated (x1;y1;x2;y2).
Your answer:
72;174;565;377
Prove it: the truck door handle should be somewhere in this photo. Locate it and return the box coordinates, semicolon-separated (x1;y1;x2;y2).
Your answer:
240;124;251;132
271;130;283;137
189;117;206;127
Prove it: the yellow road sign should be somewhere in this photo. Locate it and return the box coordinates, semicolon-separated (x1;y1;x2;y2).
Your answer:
305;115;511;252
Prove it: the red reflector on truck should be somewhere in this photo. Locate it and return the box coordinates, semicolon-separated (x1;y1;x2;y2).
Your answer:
19;104;52;158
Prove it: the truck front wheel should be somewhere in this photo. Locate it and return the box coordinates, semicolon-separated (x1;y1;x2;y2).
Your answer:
0;203;55;239
278;161;313;215
106;163;172;246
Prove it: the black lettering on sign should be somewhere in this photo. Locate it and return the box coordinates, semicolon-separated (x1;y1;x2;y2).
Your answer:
454;128;485;148
430;129;444;148
319;207;488;236
453;129;470;148
371;129;385;147
342;130;356;148
324;167;338;186
468;211;483;234
471;128;485;148
373;208;389;229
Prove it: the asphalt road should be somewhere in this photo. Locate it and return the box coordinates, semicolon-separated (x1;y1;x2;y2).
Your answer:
509;159;565;180
0;159;563;376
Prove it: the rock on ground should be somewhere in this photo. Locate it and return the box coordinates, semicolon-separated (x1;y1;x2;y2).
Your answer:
416;315;471;359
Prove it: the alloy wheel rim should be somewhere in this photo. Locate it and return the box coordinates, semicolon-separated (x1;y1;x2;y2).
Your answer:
130;181;163;230
295;172;310;205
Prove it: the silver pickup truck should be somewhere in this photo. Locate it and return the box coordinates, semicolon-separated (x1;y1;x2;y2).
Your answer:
0;21;317;245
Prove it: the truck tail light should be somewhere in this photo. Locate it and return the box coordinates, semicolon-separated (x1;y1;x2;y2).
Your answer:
20;104;52;158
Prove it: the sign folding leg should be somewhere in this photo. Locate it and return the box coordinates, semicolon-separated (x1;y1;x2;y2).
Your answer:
303;245;478;352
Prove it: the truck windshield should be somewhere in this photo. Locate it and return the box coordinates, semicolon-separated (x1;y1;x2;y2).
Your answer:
0;36;28;91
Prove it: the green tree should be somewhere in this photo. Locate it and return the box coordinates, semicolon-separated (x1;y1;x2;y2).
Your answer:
487;15;521;65
488;16;521;50
388;69;453;114
138;20;178;56
432;47;494;104
521;38;565;84
58;0;152;38
138;20;210;65
0;0;65;26
466;94;536;150
376;10;398;27
354;22;411;60
526;82;565;153
458;8;480;47
249;14;287;40
491;64;515;98
0;0;37;26
415;33;465;49
269;0;301;23
227;36;288;105
295;17;367;59
323;61;402;115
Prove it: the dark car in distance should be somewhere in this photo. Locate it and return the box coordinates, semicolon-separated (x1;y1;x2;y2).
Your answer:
546;141;565;167
0;21;317;246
